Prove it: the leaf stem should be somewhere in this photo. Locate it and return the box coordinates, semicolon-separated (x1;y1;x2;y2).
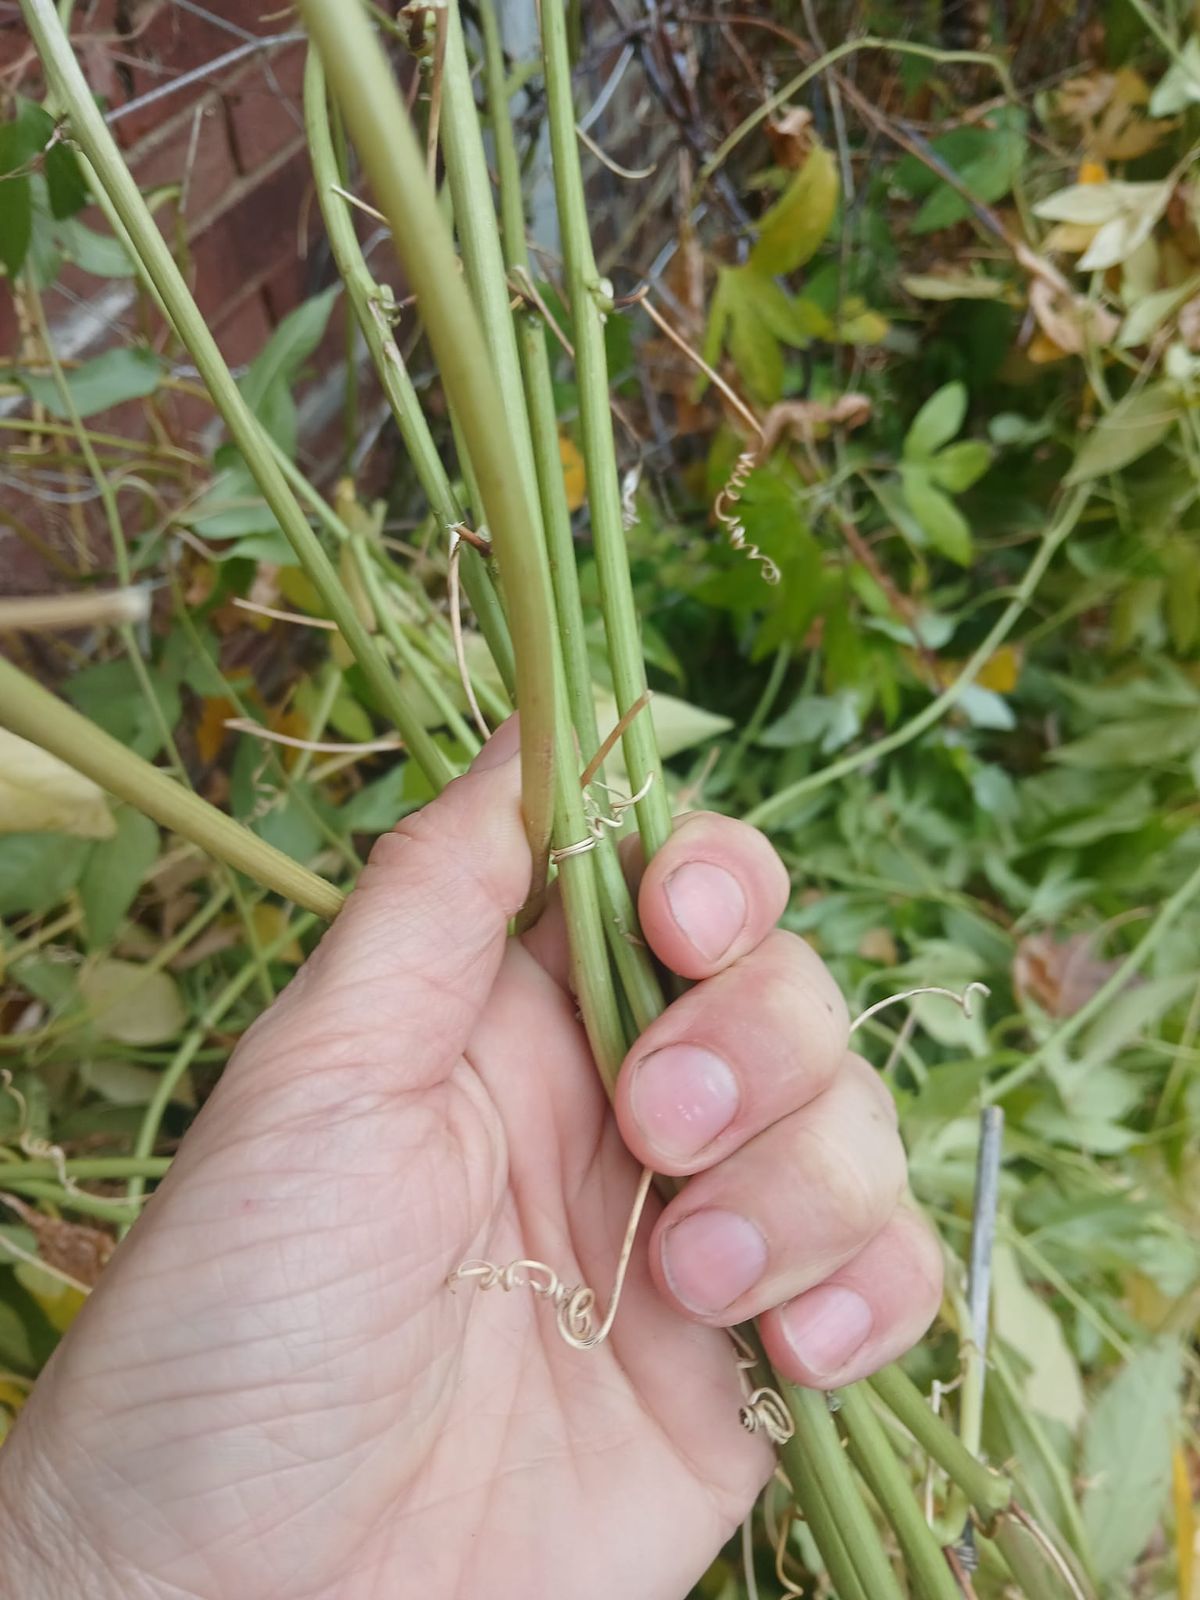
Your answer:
540;0;671;859
746;486;1091;828
0;656;344;921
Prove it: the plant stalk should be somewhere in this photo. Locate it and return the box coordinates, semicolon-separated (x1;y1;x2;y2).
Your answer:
869;1365;1013;1524
836;1385;963;1600
302;44;516;697
20;0;454;793
478;0;664;1035
298;0;559;887
539;0;671;859
779;1384;907;1600
0;656;344;921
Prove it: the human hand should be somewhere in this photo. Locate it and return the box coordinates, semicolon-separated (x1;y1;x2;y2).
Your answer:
0;722;942;1600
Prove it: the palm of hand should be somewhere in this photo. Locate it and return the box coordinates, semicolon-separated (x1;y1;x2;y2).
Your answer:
13;747;940;1600
25;885;764;1600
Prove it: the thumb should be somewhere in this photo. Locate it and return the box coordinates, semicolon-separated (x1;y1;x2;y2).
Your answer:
284;717;530;1084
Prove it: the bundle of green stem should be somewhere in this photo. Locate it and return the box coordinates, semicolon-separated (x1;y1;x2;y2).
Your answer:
14;1;1089;1594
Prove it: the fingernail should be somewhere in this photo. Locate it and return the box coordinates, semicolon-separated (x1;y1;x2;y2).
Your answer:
661;1209;767;1314
664;861;746;962
780;1285;873;1381
472;714;520;771
631;1045;739;1160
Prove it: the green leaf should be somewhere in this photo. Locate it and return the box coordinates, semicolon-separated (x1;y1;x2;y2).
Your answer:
80;1057;194;1109
0;729;114;839
900;464;974;564
1117;274;1200;349
992;1243;1085;1431
1149;35;1200;114
341;763;414;833
759;691;862;753
594;689;732;786
0;833;90;916
184;458;299;557
1076;973;1193;1071
44;139;88;219
78;958;187;1046
54;216;137;278
239;286;337;455
17;347;165;418
79;810;160;948
904;381;968;460
1082;1342;1181;1583
748;143;839;276
0;136;34;278
721;268;784;402
253;787;324;863
700;266;824;401
1066;384;1179;482
66;659;181;760
907;108;1028;233
1051;708;1200;768
929;439;992;493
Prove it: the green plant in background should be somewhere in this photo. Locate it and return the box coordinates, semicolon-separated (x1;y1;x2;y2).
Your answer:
2;0;1199;1595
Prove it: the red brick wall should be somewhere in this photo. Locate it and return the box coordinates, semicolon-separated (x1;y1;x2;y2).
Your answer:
0;5;414;596
0;3;318;374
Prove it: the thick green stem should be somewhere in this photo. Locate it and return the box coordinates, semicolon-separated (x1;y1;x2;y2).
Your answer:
440;4;541;513
789;1474;872;1600
477;0;663;1036
837;1385;963;1600
21;0;452;793
779;1385;906;1600
478;0;594;753
869;1366;1013;1523
298;0;557;885
0;656;344;920
539;0;671;859
302;45;515;695
430;0;633;1076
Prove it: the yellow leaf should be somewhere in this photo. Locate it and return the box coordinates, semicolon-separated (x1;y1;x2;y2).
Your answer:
559;433;586;512
250;903;303;965
0;730;115;840
278;567;328;617
1043;221;1102;255
1172;1445;1195;1600
0;1380;27;1413
977;644;1021;693
14;1261;86;1334
749;143;839;276
196;696;235;764
937;646;1022;693
79;958;187;1045
1027;329;1073;364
